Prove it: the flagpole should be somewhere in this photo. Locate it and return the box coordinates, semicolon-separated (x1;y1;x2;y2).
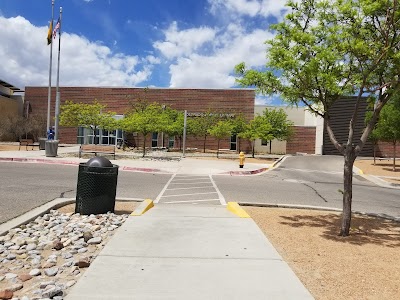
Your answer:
46;0;54;133
54;6;62;140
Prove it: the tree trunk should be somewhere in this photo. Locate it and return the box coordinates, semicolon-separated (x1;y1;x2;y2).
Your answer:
203;135;207;153
393;141;397;172
217;139;220;158
340;147;356;236
252;140;255;158
142;134;146;157
179;136;182;150
373;141;376;165
269;140;272;154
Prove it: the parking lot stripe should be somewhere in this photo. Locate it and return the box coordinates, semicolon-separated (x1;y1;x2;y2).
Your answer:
161;192;218;198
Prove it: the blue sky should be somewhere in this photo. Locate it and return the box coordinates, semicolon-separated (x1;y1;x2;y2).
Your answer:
0;0;290;105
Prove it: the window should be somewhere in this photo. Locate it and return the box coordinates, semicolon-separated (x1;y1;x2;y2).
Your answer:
230;134;237;151
261;139;269;146
77;127;85;144
152;132;158;147
168;136;175;148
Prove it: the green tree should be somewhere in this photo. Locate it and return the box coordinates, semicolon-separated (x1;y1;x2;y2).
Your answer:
262;108;294;153
163;108;185;150
121;103;168;157
372;96;400;171
208;120;234;158
235;0;400;236
59;100;116;144
188;111;220;153
239;116;274;158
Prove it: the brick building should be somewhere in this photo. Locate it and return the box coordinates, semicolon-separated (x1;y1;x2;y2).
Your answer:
24;86;254;152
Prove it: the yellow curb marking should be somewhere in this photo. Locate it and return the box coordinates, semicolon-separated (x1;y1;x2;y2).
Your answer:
358;169;364;175
131;199;154;216
227;202;250;218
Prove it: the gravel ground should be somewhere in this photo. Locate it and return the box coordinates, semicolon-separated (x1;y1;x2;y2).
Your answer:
0;202;136;299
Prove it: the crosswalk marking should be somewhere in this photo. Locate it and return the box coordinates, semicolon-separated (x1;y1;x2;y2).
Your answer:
155;173;225;205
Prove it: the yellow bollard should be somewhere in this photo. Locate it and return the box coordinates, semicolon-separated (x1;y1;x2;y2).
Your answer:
239;151;245;168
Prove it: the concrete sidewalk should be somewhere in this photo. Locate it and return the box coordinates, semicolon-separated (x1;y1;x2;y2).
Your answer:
65;203;314;300
0;146;273;175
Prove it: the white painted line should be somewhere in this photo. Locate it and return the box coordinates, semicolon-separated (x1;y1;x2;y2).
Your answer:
167;186;214;191
169;181;211;185
163;199;221;204
161;192;218;198
209;174;226;205
172;178;211;182
174;175;209;178
154;173;176;203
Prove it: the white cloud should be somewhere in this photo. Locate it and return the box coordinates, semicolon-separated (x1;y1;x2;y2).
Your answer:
208;0;289;20
0;16;153;88
159;24;273;88
153;21;216;60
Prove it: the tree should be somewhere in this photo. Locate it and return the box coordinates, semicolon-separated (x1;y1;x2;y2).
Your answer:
262;108;294;153
188;111;220;153
239;116;274;158
235;0;400;236
121;103;168;157
59;100;116;144
165;109;187;150
208;120;234;158
372;96;400;171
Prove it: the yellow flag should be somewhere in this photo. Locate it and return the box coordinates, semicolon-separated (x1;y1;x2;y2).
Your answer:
47;20;53;45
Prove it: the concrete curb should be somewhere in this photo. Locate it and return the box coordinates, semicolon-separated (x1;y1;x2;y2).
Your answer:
222;167;269;176
131;199;154;216
353;165;400;189
0;198;144;236
0;157;80;165
226;202;250;218
0;198;75;236
121;166;168;174
239;202;400;223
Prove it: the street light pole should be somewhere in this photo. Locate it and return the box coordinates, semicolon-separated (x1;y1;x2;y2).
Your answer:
182;110;187;158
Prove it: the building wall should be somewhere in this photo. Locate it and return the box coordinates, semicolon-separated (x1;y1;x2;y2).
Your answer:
376;141;400;158
25;86;255;152
0;95;20;117
286;126;316;154
254;105;318;154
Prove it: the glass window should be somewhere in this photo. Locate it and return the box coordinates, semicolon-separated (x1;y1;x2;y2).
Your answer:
77;127;84;144
261;139;269;146
168;136;175;148
152;132;158;147
230;134;237;151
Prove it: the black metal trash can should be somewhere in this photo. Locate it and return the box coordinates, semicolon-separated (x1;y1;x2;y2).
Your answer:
45;140;59;157
75;157;119;215
39;138;47;150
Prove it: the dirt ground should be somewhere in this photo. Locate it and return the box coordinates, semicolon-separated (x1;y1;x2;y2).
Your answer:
354;159;400;184
244;207;400;300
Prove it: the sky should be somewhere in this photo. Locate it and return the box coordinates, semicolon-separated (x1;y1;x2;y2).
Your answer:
0;0;290;105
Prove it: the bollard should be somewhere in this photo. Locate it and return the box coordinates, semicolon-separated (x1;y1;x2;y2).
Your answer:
239;151;245;168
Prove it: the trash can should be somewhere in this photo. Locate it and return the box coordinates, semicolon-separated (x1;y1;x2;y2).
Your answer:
45;140;59;157
75;156;119;215
39;138;47;150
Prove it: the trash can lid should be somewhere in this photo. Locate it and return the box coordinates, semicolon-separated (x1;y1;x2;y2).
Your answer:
86;156;113;167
